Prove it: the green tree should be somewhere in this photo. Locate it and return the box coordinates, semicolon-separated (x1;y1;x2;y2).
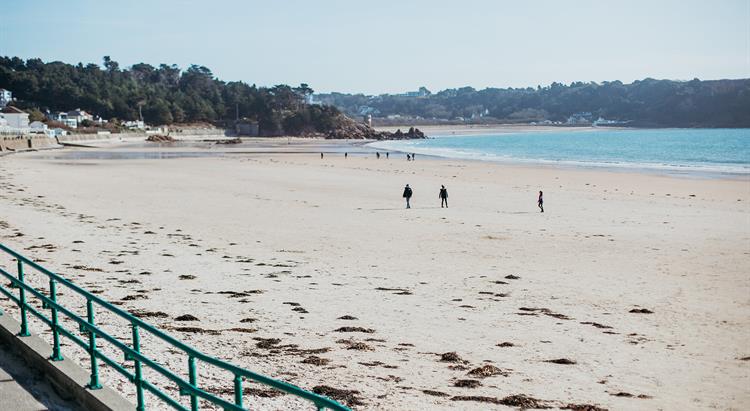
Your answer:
144;98;173;124
28;108;45;122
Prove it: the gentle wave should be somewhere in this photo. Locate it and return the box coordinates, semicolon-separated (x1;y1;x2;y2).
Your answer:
367;129;750;176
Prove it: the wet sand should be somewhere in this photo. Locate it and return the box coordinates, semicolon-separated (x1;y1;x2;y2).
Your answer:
0;139;748;410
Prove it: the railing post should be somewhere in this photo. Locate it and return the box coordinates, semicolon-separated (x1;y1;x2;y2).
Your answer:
132;323;145;411
233;374;243;408
48;278;63;361
188;356;198;411
86;299;101;389
17;260;30;337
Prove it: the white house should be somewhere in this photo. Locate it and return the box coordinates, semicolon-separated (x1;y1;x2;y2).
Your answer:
47;111;63;121
566;112;593;125
46;111;78;128
51;128;68;136
0;106;30;129
0;89;11;107
67;109;93;124
124;120;145;129
29;121;48;134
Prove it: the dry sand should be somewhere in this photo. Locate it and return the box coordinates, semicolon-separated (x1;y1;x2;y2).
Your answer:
0;138;748;410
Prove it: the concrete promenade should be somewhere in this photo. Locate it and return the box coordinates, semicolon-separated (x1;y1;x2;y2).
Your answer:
0;313;132;411
0;338;80;410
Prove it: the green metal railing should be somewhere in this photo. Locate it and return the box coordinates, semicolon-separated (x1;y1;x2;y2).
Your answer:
0;243;350;411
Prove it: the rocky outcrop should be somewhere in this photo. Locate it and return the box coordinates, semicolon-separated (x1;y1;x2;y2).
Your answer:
214;137;242;144
391;127;426;139
145;135;176;143
326;116;426;140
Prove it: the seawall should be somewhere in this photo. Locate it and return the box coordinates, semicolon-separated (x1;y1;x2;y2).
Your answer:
1;128;232;155
0;135;59;153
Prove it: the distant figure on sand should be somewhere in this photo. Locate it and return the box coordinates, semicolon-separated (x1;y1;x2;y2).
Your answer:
376;152;380;159
439;185;448;208
412;153;416;160
538;190;544;213
345;152;348;158
403;184;413;209
320;153;323;159
407;154;411;161
386;152;389;159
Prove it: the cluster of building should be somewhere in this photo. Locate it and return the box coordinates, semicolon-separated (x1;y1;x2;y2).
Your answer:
564;112;625;126
529;113;626;126
46;109;97;128
0;88;59;135
0;88;149;136
396;87;432;98
0;103;72;137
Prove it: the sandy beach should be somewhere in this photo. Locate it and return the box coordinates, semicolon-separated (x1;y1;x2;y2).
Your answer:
0;137;748;410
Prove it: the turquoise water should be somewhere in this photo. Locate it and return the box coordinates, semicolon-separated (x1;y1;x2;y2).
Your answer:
368;128;750;176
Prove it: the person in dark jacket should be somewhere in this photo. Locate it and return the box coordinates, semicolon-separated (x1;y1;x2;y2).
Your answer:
439;185;448;208
403;184;413;209
538;190;544;213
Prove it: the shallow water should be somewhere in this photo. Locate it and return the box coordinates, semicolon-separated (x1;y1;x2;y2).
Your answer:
368;128;750;176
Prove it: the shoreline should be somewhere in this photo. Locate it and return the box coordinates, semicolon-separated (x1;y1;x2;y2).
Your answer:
6;126;747;182
364;143;750;181
21;135;748;182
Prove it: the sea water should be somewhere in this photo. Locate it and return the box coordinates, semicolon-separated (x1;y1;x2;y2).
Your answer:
368;128;750;176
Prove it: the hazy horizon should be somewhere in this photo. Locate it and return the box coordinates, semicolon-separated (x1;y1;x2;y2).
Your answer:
2;0;748;94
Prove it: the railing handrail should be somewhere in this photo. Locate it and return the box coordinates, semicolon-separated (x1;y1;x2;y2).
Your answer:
0;243;350;411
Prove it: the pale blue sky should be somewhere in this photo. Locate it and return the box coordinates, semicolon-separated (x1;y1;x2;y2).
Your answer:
1;0;748;94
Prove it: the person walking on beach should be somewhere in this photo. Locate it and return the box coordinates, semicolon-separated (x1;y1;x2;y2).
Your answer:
376;152;380;159
407;154;411;161
345;152;348;159
439;185;448;208
412;153;416;160
538;190;544;213
320;152;324;159
386;152;389;159
403;184;413;209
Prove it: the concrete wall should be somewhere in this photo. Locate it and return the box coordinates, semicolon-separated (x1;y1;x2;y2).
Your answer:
0;135;58;152
57;133;136;144
168;127;229;136
0;128;232;152
60;128;229;142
